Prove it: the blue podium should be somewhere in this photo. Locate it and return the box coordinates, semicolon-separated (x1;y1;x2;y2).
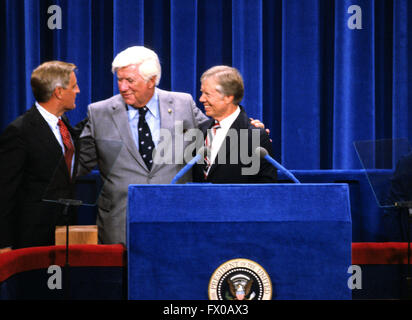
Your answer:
127;184;352;300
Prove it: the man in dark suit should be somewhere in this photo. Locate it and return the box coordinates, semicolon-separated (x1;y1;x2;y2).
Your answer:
192;66;276;183
0;61;81;252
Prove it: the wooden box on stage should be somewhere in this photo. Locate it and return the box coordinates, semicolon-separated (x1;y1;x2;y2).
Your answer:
55;225;98;245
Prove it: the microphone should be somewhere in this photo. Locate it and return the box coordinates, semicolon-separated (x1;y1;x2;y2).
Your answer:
171;147;210;184
255;147;301;184
42;198;83;207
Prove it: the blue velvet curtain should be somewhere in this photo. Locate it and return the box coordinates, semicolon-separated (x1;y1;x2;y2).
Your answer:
0;0;410;170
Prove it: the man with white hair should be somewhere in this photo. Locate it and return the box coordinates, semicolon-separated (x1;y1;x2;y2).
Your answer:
78;46;209;244
79;46;265;244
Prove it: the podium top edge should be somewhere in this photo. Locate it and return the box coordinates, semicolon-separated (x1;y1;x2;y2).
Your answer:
128;183;350;187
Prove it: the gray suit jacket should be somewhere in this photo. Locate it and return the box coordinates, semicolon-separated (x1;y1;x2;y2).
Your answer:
78;89;208;244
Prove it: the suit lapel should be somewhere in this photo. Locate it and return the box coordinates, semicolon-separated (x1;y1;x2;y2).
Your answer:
207;109;246;178
151;89;175;173
28;106;62;156
27;106;72;182
157;89;175;134
110;97;148;171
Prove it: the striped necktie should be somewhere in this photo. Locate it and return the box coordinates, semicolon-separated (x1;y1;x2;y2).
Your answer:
204;120;221;179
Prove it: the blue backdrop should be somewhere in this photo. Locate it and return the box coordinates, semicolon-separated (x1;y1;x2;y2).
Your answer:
0;0;411;170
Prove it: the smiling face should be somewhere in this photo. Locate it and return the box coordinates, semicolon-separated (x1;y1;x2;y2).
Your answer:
199;76;236;121
116;64;156;108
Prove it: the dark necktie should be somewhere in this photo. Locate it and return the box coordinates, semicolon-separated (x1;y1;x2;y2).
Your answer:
138;106;155;170
57;118;74;177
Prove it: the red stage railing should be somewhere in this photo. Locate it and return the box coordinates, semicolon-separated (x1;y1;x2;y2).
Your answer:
0;243;409;283
0;244;125;283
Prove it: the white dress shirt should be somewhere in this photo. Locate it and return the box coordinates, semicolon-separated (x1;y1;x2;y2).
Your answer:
210;106;241;164
35;102;75;176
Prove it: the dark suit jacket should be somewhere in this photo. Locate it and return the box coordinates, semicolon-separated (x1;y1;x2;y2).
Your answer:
0;106;79;249
192;107;277;183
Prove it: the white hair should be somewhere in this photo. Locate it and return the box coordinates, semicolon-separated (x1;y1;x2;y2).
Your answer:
112;46;161;85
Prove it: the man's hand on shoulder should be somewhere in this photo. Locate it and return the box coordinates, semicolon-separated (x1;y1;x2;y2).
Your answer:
250;118;271;141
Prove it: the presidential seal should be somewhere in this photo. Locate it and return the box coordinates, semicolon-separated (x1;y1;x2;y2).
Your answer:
208;258;272;300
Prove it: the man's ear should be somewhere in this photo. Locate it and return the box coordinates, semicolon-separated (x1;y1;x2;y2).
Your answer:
53;86;63;100
147;76;157;89
223;95;234;105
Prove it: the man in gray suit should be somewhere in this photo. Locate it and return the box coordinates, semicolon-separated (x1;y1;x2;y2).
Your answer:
79;46;265;244
78;46;209;244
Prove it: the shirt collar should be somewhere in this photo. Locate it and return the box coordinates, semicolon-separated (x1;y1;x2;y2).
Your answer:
127;88;159;119
218;106;241;130
35;101;60;126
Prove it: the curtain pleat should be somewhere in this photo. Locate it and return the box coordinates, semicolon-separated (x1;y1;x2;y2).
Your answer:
0;0;410;170
23;0;40;110
62;0;92;122
333;0;375;169
91;0;114;100
2;0;26;124
170;0;197;97
282;0;321;169
393;0;411;144
262;0;282;162
232;0;262;121
113;0;144;95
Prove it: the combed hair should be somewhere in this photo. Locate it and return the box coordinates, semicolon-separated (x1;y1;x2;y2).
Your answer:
30;61;77;103
200;65;244;105
112;46;161;85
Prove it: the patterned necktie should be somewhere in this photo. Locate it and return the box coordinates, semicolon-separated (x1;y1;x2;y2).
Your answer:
57;119;74;177
204;120;221;179
138;106;155;170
